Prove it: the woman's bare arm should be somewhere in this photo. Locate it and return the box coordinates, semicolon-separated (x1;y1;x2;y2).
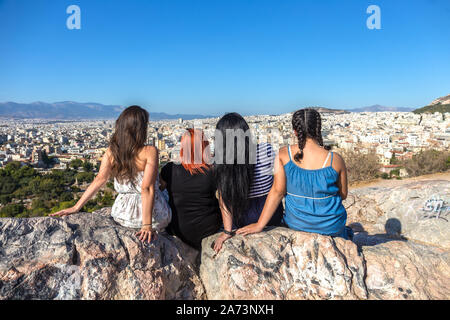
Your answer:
219;196;233;232
236;152;287;236
136;146;158;243
334;153;348;200
51;150;112;216
213;194;234;252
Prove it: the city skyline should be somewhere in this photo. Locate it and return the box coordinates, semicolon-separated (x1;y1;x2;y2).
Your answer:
1;0;450;115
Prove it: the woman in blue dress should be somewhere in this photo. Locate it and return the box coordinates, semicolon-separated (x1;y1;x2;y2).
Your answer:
237;108;351;239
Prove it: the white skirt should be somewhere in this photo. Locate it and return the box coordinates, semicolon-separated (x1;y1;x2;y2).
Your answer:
111;188;172;230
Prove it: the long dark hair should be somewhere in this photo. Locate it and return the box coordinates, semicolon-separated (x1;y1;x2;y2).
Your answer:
213;113;255;224
109;105;149;184
292;108;330;162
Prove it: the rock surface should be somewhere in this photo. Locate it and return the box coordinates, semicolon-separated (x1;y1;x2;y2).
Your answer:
200;228;450;300
363;241;450;300
0;208;204;300
1;179;449;300
201;228;368;300
344;180;450;248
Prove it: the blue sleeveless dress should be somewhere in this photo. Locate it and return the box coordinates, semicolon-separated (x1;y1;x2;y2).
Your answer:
283;146;348;239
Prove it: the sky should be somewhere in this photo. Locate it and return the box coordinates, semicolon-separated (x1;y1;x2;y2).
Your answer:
0;0;449;116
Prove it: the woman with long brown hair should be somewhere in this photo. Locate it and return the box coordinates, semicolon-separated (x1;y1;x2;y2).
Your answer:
51;106;171;243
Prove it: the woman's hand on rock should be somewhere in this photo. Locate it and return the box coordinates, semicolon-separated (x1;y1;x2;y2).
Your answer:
236;223;264;236
50;206;79;217
136;225;156;243
213;232;232;253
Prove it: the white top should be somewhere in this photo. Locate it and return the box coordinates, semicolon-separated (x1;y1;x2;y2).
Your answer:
111;172;172;230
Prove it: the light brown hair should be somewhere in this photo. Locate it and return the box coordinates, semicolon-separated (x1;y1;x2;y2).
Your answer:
109;105;149;184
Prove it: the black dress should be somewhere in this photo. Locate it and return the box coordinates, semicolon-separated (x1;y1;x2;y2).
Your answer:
160;162;221;249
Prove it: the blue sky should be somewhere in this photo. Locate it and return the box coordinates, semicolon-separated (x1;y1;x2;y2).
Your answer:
0;0;449;115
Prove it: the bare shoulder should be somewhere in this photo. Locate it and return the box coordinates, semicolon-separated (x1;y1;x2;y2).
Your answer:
103;148;113;163
278;146;290;164
278;146;288;156
142;145;158;161
331;151;346;170
144;145;158;155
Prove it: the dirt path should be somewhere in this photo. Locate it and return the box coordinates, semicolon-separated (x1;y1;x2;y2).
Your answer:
349;171;450;190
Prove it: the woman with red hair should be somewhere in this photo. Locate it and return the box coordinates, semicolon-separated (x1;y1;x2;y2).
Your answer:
160;129;221;249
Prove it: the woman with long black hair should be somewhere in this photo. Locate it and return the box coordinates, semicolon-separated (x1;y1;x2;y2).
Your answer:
212;113;283;252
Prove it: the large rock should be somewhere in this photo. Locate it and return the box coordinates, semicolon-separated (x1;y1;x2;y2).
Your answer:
363;241;450;300
344;180;450;249
201;227;368;300
200;228;450;300
0;208;204;300
2;179;450;300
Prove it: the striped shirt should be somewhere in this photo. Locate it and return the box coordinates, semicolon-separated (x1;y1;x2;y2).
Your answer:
248;143;275;198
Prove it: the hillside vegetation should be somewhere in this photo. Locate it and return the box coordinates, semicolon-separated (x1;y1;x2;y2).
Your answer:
0;161;114;218
413;103;450;114
341;149;450;183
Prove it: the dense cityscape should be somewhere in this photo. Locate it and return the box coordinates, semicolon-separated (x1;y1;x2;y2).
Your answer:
0;110;449;217
1;111;448;169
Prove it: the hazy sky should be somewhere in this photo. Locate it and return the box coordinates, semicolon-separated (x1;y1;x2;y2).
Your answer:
1;0;449;115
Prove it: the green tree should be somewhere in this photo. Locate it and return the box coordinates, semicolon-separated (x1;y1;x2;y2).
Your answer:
0;204;25;217
59;192;73;202
402;149;450;177
75;172;95;184
4;161;21;173
70;159;83;170
82;160;93;172
390;168;400;177
0;194;11;205
390;153;398;165
381;172;389;179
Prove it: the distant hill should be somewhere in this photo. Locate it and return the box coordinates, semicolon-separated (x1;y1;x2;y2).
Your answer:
413;103;450;114
413;94;450;114
348;105;414;112
0;101;214;120
307;105;413;113
307;107;349;114
429;94;450;106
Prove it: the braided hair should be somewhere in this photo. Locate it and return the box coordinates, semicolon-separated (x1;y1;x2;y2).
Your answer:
291;108;330;162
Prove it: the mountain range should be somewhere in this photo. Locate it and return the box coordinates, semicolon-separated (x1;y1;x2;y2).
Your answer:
0;100;442;119
347;104;414;112
309;105;414;113
0;101;215;120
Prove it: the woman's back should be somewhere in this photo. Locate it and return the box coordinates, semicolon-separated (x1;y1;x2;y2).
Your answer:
111;146;172;230
52;106;168;244
161;162;221;249
282;144;347;237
